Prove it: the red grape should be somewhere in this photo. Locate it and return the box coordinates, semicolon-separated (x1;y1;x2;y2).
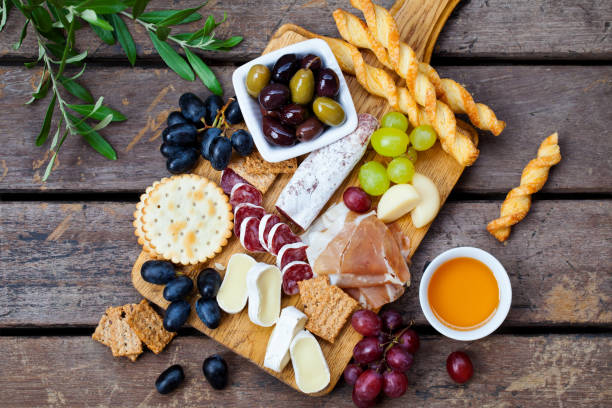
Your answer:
447;351;473;384
351;310;382;336
353;337;383;364
368;359;386;373
382;370;408;398
354;369;383;402
343;187;372;213
352;387;376;408
386;345;414;372
344;363;364;386
380;309;404;332
397;329;420;354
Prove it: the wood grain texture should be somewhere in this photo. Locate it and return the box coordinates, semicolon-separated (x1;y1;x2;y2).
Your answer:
1;65;610;193
2;200;610;328
0;0;610;61
1;334;610;407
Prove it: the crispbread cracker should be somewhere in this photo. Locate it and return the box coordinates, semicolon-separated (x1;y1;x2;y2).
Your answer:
93;304;143;361
244;152;297;174
140;174;233;265
127;300;176;354
229;157;276;193
298;276;359;343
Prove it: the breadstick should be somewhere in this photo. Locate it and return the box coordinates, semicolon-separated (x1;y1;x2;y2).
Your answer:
487;133;561;242
288;25;479;166
349;0;505;136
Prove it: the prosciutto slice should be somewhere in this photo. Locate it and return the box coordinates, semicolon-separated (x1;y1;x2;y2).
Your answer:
301;203;411;309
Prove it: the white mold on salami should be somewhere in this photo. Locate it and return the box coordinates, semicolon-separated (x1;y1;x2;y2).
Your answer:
281;261;313;295
233;203;265;237
275;113;378;230
267;223;300;256
258;214;281;251
276;242;308;269
240;216;265;252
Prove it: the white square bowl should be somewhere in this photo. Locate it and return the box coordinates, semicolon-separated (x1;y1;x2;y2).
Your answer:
232;38;358;163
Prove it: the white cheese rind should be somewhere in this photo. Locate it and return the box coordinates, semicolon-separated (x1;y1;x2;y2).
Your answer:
263;306;307;372
246;263;282;327
290;330;330;393
216;253;256;314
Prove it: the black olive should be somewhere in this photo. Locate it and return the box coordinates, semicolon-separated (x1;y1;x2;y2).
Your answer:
271;54;299;84
230;129;254;156
163;300;191;332
155;365;185;394
179;93;207;123
199;127;223;161
160;143;187;158
210;137;232;171
202;354;229;390
197;268;222;299
167;111;189;127
224;98;243;124
166;148;199;174
195;297;221;329
163;276;194;302
141;260;175;285
163;123;198;146
204;95;223;126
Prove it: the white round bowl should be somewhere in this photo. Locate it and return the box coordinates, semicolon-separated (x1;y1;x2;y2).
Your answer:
419;247;512;341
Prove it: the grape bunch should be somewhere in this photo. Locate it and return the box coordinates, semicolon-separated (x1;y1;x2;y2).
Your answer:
160;92;254;174
345;309;420;407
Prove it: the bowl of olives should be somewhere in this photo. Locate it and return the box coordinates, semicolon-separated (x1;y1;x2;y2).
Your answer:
232;39;358;163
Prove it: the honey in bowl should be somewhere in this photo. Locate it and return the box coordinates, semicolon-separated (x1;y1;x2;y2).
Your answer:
428;257;499;331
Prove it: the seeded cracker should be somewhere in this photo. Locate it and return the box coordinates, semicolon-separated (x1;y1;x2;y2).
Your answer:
298;276;359;343
127;300;176;354
228;157;276;194
139;174;233;265
244;152;297;175
93;304;143;361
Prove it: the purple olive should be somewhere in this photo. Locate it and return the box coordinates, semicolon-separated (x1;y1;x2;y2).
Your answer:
258;83;290;111
259;105;281;120
296;117;325;141
280;104;310;126
271;54;299;84
300;54;322;71
262;116;296;146
316;68;340;97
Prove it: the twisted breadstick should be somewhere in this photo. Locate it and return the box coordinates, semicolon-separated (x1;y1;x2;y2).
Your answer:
487;133;561;242
288;25;479;166
350;0;506;136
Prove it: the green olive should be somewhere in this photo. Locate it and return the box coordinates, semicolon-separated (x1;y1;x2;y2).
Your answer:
312;96;345;126
289;68;315;105
246;64;271;98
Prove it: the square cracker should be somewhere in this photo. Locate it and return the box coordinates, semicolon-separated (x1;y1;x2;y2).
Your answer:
228;157;276;194
298;276;359;343
244;152;297;175
93;305;143;361
127;300;176;354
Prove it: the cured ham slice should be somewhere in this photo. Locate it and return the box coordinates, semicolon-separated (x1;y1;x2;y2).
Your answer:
258;214;281;251
281;261;313;295
301;203;411;310
233;203;265;236
230;183;263;208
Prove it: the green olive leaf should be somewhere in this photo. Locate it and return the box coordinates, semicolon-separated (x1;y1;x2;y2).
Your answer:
155;3;205;27
89;16;116;45
155;26;171;41
138;10;202;25
35;93;57;146
67;113;117;160
76;0;128;15
149;31;194;81
79;9;113;31
31;6;53;32
67;103;126;122
131;0;150;19
109;14;136;66
184;47;222;96
59;77;95;103
65;50;88;64
12;18;30;50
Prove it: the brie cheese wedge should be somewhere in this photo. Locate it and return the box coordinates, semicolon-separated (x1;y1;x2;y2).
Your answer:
377;183;421;223
263;306;307;372
246;263;282;327
216;253;256;314
290;330;330;393
410;173;441;228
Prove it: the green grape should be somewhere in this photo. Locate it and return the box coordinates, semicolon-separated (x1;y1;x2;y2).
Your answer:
381;111;408;132
387;157;415;184
405;147;418;163
359;161;390;196
371;127;409;157
409;125;437;151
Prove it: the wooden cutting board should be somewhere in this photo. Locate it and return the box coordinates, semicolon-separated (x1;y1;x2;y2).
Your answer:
132;0;465;396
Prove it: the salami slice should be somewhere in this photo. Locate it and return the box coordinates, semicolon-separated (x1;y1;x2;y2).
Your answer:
220;168;250;195
281;261;313;295
276;242;308;270
258;214;281;251
239;217;266;252
230;183;263;208
268;223;301;256
233;203;265;236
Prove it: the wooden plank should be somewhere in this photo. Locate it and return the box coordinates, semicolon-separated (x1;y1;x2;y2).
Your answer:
2;200;610;328
0;64;610;193
1;334;610;407
1;0;610;61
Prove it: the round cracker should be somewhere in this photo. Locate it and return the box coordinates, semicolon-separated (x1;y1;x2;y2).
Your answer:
133;181;160;254
140;175;233;265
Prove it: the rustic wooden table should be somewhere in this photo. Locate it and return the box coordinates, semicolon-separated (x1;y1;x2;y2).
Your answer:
1;1;611;406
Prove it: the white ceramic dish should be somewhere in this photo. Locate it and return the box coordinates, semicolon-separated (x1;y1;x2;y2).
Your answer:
232;39;358;163
419;247;512;341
